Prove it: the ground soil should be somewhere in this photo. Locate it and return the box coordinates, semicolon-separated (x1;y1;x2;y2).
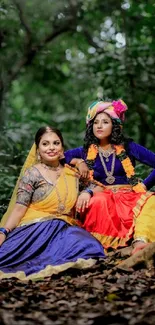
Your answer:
0;250;155;325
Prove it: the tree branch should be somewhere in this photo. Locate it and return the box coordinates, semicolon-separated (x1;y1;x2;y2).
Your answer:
13;0;32;40
0;0;81;105
82;29;103;52
43;24;73;46
136;104;155;137
6;3;80;86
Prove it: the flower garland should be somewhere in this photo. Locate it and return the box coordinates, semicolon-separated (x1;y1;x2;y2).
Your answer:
86;144;146;193
86;144;98;180
114;145;146;192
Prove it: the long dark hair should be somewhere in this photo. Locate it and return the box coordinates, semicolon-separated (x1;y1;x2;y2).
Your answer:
84;113;125;152
35;126;65;148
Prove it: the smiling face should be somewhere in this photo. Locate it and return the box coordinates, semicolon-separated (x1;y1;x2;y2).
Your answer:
38;131;63;165
93;112;113;140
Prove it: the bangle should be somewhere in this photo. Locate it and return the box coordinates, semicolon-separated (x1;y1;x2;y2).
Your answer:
84;189;93;197
76;159;85;167
0;227;9;237
5;228;11;233
132;237;148;247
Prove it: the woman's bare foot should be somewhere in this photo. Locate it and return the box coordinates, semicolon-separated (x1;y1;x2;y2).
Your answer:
131;241;149;255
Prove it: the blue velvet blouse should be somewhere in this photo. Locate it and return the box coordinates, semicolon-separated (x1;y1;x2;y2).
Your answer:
65;141;155;190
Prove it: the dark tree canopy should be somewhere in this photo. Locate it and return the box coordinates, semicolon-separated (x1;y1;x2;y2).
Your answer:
0;0;155;216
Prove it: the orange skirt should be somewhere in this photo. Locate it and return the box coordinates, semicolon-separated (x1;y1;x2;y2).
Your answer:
80;188;152;249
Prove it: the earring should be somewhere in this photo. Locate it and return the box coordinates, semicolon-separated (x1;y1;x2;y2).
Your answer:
59;151;65;160
37;152;41;162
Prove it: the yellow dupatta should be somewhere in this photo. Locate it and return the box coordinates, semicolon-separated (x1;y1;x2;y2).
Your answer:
0;143;37;227
18;166;80;227
0;144;79;228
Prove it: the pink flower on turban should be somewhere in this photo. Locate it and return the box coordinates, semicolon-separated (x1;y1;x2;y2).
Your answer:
112;100;127;121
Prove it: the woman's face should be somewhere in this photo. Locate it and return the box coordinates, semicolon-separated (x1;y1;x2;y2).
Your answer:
38;132;63;164
93;112;113;140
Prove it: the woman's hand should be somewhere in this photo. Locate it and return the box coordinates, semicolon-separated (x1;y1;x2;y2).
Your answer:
76;160;89;179
76;192;91;213
70;158;89;179
0;233;6;247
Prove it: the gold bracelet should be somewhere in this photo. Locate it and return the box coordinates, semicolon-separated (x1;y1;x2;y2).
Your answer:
75;159;85;167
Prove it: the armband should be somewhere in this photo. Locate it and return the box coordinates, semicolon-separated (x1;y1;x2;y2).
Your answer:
84;189;93;197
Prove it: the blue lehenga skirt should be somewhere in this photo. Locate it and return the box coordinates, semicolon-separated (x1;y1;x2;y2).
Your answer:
0;219;105;280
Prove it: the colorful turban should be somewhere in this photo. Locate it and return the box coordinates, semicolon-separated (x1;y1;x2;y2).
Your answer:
86;99;128;124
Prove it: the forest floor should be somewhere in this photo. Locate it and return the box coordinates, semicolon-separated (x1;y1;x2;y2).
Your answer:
0;249;155;325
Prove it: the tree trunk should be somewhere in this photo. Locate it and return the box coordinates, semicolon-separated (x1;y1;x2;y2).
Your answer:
0;87;5;128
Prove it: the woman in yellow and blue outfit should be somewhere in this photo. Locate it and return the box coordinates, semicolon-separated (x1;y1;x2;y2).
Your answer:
0;126;105;280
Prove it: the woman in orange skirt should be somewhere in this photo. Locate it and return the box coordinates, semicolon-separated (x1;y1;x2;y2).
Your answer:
65;100;155;253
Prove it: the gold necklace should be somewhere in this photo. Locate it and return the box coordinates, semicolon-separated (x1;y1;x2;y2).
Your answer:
99;148;116;184
55;171;69;215
41;162;62;178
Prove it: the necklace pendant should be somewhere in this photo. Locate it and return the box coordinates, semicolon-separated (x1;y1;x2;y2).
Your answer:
105;175;115;184
99;146;114;159
106;158;109;162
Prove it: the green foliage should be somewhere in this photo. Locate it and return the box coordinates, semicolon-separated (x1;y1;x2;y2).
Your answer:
0;0;155;215
0;165;18;217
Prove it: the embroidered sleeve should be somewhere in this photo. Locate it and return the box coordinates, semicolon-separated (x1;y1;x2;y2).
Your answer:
16;167;38;206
